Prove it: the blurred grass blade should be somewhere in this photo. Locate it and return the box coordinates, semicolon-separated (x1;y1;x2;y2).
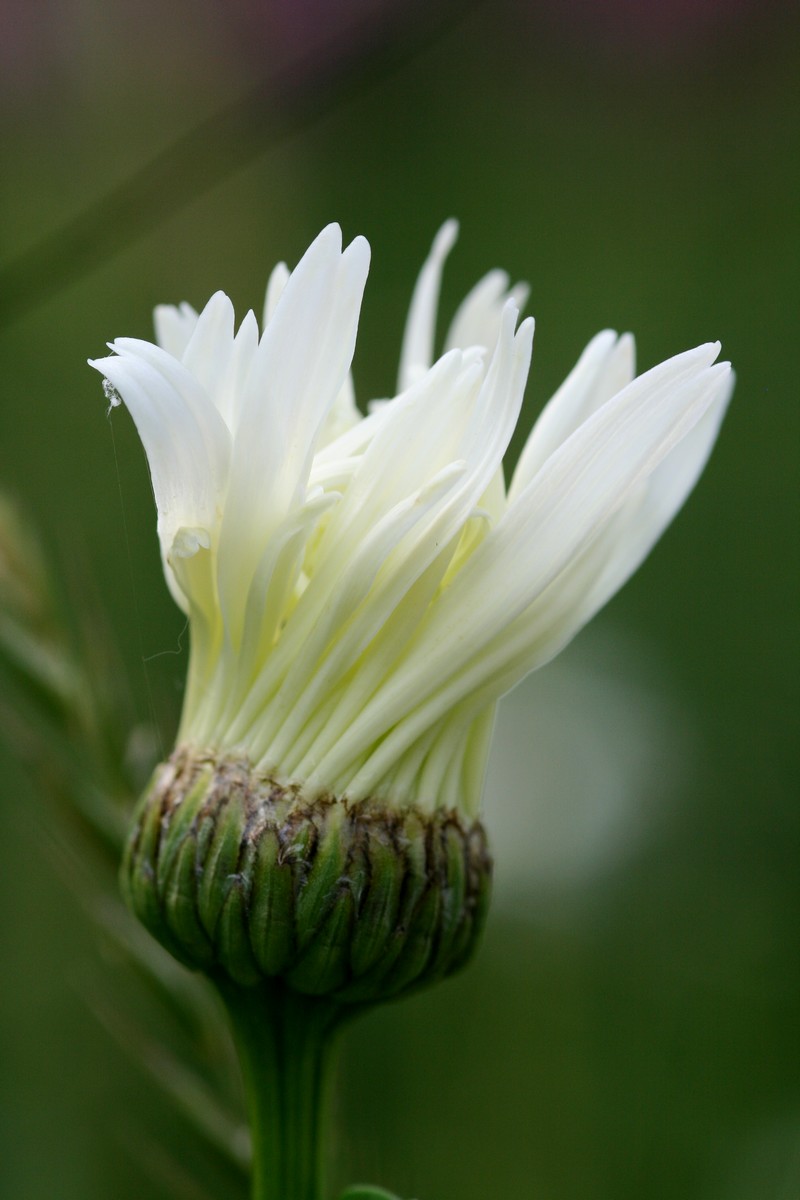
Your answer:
339;1189;411;1199
88;990;250;1174
0;493;248;1197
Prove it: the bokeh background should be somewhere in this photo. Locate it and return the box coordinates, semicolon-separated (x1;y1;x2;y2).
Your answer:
1;1;798;1197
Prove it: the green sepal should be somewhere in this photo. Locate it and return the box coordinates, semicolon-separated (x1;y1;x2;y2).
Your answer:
248;826;296;976
122;781;163;933
378;881;442;999
348;831;404;977
197;790;246;938
443;828;492;975
286;886;356;995
153;765;212;889
162;834;215;969
294;804;349;950
341;811;436;1001
216;875;262;987
424;820;468;978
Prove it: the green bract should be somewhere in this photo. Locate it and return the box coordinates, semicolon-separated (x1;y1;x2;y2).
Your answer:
123;746;491;1003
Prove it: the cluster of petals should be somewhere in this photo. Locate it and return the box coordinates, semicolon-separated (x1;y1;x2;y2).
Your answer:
91;221;732;815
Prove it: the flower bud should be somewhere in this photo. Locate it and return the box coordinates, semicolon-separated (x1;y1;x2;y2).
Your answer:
122;746;491;1005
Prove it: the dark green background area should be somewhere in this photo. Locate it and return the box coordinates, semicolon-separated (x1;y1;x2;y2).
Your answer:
1;3;797;1198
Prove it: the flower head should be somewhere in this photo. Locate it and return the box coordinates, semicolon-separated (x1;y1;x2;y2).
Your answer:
91;223;731;1000
91;221;731;821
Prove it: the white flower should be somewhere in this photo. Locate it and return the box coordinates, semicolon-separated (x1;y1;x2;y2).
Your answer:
90;222;732;817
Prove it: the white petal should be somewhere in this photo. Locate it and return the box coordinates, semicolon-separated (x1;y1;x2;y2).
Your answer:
546;366;734;637
393;372;731;735
153;301;199;358
300;312;533;786
233;314;531;767
210;489;340;738
319;348;729;785
318;373;361;447
424;347;729;673
180;291;236;423
509;330;636;501
408;367;733;748
216;225;371;646
397;219;458;392
445;269;530;357
263;261;290;326
89;346;231;580
312;404;386;469
253;461;471;769
225;309;261;432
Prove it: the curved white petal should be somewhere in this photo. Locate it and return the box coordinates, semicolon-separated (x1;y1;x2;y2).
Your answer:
445;268;530;357
417;347;730;682
225;309;261;432
402;369;733;732
554;368;734;633
397;219;458;392
89;345;231;576
318;374;361;447
180;291;236;423
216;225;371;648
509;329;636;502
263;261;290;326
315;347;729;790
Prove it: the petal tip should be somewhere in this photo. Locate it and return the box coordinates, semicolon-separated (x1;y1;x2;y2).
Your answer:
346;233;372;269
318;221;343;249
434;218;459;254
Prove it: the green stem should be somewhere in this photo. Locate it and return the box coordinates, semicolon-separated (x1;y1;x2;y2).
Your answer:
218;980;342;1200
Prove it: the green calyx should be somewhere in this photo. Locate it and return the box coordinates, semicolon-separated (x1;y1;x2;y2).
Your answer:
122;745;491;1005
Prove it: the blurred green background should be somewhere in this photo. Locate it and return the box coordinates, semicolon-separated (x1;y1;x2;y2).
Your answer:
1;2;798;1197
